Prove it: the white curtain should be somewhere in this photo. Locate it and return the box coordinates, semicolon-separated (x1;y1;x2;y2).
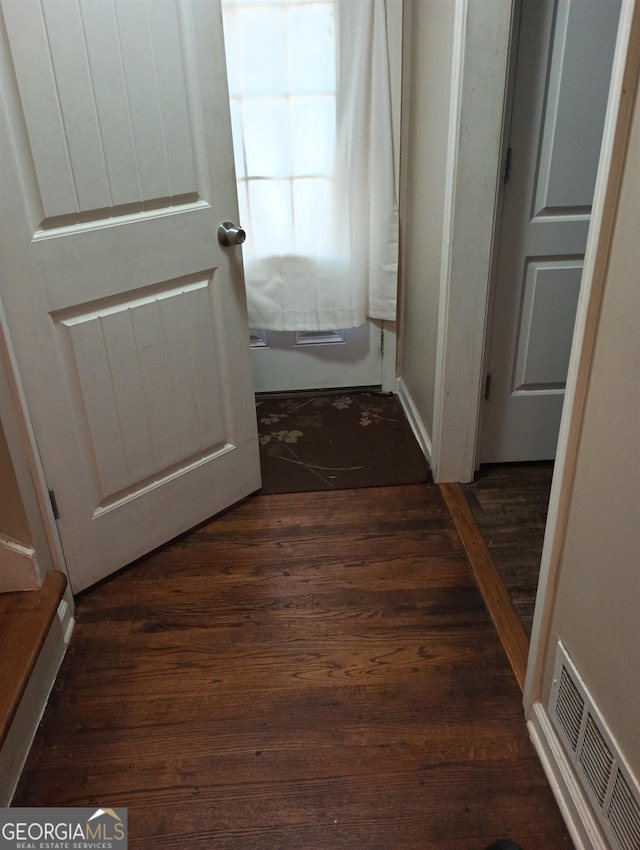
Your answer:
221;0;398;331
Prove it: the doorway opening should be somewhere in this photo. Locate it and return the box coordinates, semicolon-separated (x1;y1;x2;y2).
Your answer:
469;0;621;638
221;0;401;394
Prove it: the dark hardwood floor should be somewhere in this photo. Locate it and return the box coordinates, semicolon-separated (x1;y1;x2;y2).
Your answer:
14;484;572;850
462;463;554;637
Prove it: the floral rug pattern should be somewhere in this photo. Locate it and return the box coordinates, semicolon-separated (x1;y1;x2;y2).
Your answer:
256;392;431;493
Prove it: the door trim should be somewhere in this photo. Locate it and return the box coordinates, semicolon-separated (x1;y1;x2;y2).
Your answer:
430;0;515;483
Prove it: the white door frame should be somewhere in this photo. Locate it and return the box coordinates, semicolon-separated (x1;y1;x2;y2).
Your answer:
430;0;515;484
430;0;625;485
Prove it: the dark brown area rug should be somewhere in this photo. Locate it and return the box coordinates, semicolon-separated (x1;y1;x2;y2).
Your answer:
257;391;431;493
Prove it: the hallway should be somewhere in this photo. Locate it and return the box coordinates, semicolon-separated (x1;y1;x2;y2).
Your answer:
14;484;572;850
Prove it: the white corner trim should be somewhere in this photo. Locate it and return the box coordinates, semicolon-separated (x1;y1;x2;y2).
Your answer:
57;595;75;646
396;377;432;464
528;701;609;850
431;0;467;481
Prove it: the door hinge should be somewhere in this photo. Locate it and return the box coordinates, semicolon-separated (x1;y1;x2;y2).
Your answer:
48;488;60;520
484;373;492;401
504;147;513;184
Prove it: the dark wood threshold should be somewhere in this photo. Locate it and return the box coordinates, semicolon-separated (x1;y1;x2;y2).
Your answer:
0;570;67;747
440;482;529;692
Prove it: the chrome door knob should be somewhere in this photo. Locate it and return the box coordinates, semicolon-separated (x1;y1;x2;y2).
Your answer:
218;221;246;247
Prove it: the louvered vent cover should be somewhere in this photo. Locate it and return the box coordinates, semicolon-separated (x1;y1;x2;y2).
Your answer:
609;772;640;850
580;714;614;804
556;665;584;750
549;642;640;850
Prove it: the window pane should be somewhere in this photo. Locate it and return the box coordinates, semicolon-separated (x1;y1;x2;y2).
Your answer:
229;100;245;179
286;3;335;94
292;177;332;257
247;179;295;256
242;98;291;177
223;1;339;266
290;95;335;176
232;8;287;96
236;179;251;237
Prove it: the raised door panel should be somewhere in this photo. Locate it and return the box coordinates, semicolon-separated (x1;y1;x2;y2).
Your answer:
2;0;202;228
513;261;582;391
55;273;231;509
534;0;622;214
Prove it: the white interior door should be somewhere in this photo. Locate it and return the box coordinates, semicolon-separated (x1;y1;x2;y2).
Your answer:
250;322;384;393
481;0;621;463
0;0;260;592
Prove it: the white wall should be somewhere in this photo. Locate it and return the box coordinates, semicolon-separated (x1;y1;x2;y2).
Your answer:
398;0;456;457
398;0;513;480
0;421;40;592
0;421;31;545
523;13;640;844
539;66;640;777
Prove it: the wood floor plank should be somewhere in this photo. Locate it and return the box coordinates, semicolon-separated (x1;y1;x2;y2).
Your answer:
14;485;572;850
462;462;553;636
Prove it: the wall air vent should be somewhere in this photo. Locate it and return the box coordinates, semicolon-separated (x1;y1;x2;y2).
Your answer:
549;642;640;850
609;771;640;850
580;714;614;805
556;664;585;750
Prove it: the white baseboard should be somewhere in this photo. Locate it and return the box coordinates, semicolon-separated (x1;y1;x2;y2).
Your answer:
396;376;433;465
527;701;609;850
0;601;74;805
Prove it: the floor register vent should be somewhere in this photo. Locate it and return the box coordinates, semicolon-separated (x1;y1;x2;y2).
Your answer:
549;642;640;850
